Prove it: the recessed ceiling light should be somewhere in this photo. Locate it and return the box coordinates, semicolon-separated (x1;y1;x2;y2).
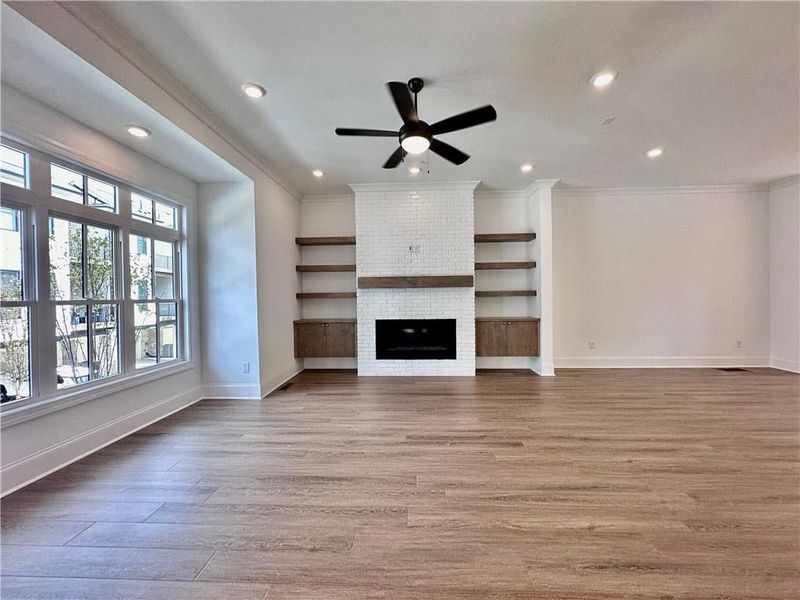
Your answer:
591;70;618;88
646;147;663;158
408;166;421;175
312;169;324;177
242;83;266;98
520;163;534;173
126;125;151;138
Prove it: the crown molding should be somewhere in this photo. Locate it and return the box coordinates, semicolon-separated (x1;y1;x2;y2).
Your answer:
768;174;800;191
474;189;528;201
554;183;769;198
525;179;561;196
349;181;481;193
301;194;356;204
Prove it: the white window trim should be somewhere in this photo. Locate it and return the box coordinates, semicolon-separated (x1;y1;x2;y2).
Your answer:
0;138;193;427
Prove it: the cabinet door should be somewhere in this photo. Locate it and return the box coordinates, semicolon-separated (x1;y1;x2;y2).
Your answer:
506;320;539;356
476;320;508;356
325;322;356;357
294;323;327;357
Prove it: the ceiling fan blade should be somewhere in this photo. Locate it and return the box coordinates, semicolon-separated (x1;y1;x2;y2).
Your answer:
430;105;497;135
382;146;407;169
386;82;418;124
335;128;398;137
429;138;470;165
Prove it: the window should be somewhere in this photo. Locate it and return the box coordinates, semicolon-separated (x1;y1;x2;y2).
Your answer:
1;207;19;231
0;206;30;402
132;193;176;230
130;234;179;368
51;164;118;213
51;164;84;204
50;217;120;389
1;145;26;188
0;141;187;407
131;193;153;223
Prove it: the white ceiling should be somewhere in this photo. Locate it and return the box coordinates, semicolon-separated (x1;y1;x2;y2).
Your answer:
6;2;800;196
92;1;800;195
0;5;244;183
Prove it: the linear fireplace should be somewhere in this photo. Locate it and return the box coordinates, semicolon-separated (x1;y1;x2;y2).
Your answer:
375;319;457;360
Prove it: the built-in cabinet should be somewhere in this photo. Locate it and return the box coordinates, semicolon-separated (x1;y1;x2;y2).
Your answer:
294;317;539;358
475;318;540;356
294;231;541;360
294;319;356;358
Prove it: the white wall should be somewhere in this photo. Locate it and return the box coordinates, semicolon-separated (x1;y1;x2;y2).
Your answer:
769;176;800;372
552;186;771;367
198;182;261;398
253;175;303;395
1;87;203;495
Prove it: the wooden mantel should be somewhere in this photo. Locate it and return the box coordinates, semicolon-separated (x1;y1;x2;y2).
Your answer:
357;275;474;289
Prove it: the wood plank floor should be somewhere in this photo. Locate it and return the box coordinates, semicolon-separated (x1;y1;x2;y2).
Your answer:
2;368;798;599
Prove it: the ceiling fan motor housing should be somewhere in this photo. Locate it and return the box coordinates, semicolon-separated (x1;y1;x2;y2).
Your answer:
407;77;424;94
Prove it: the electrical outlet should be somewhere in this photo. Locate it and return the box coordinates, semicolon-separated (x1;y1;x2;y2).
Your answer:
736;340;742;349
588;341;596;350
408;244;421;254
242;362;250;374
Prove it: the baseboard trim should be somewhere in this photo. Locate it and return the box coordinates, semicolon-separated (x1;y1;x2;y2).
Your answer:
555;356;771;368
202;383;262;400
531;357;556;377
0;385;202;497
770;357;800;373
261;365;303;398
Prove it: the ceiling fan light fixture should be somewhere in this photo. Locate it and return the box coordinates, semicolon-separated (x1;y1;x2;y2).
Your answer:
335;77;497;168
401;135;430;155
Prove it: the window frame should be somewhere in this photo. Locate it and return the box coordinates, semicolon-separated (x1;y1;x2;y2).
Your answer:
0;138;190;423
0;200;36;401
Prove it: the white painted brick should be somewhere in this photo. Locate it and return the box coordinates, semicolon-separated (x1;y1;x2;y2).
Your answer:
355;186;475;376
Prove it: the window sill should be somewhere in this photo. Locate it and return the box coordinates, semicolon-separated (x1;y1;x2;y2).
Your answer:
0;361;196;429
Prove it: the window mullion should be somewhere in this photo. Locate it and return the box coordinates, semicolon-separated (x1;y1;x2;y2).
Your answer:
86;302;94;382
155;301;161;364
121;228;135;375
33;202;56;398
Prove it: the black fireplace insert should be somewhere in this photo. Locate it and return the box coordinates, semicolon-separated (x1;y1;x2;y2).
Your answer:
375;319;456;360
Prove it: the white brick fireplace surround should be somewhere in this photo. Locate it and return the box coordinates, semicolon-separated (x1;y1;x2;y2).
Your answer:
352;182;478;376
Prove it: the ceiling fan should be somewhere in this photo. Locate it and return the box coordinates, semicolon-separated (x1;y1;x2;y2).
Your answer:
335;77;497;169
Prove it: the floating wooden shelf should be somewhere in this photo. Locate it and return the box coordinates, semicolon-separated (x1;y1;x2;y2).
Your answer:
295;236;356;246
475;233;536;243
475;261;536;270
296;292;356;299
358;275;474;289
296;264;356;272
475;290;537;297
